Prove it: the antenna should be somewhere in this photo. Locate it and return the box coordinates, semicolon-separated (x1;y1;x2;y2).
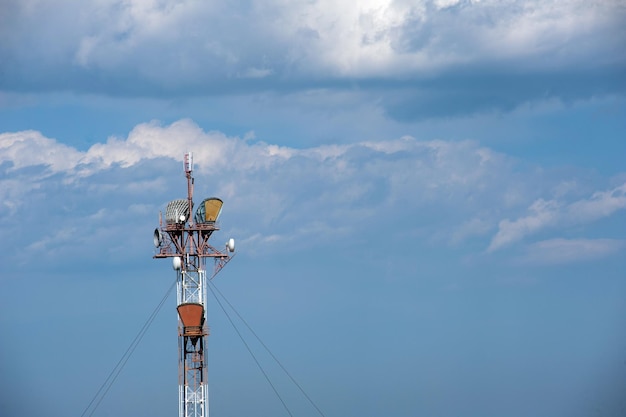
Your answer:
184;151;193;173
184;152;194;223
154;152;235;417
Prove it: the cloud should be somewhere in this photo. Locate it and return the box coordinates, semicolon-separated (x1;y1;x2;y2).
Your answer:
1;0;624;115
567;183;626;222
488;199;561;251
0;119;240;178
2;119;624;267
488;183;626;251
0;130;84;174
1;119;517;265
523;238;625;265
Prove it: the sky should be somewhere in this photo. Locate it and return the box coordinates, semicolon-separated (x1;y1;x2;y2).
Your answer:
1;0;626;416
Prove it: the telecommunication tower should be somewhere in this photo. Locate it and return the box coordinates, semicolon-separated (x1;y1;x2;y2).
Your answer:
153;152;235;417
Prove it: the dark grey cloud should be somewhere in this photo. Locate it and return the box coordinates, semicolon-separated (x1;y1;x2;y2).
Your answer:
1;0;624;119
380;68;626;121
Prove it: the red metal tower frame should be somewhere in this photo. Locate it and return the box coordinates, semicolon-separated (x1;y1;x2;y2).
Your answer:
154;153;234;417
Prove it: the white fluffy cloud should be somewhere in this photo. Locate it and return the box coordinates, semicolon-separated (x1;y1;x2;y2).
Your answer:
0;120;508;259
2;119;624;265
488;199;561;252
0;130;83;174
567;184;626;222
489;183;626;251
1;120;239;178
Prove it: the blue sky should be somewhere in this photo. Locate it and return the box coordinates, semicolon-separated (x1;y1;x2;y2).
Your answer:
1;0;625;416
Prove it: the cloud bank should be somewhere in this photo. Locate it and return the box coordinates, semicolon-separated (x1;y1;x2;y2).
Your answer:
1;0;624;118
2;119;624;269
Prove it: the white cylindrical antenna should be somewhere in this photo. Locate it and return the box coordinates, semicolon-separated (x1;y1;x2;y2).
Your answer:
184;152;193;173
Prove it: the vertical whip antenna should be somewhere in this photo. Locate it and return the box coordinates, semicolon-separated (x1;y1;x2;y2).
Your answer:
184;152;194;223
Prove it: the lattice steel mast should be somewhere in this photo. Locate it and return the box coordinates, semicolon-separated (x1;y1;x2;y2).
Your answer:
153;153;235;417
